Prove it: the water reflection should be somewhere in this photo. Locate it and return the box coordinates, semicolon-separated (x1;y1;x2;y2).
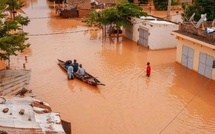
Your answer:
161;64;215;133
67;80;102;94
22;0;38;8
47;16;88;31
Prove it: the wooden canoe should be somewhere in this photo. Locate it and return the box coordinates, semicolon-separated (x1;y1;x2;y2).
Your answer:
57;59;105;86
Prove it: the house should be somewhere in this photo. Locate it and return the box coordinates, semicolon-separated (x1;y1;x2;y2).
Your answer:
172;22;215;80
0;70;70;133
0;70;31;96
0;97;66;134
123;16;179;50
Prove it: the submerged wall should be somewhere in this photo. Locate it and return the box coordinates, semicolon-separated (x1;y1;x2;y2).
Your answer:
0;60;6;70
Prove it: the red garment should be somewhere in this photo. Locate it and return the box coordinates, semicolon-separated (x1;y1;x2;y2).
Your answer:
146;65;151;76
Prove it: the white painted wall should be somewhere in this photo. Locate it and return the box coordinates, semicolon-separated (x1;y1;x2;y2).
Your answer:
147;21;179;50
123;17;179;50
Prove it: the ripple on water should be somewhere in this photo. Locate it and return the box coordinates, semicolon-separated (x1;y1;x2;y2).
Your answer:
14;1;215;134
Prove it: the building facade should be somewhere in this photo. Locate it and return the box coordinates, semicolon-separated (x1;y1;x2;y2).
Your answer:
123;16;179;50
172;23;215;80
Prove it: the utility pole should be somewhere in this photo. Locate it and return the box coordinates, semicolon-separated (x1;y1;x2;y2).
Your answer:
167;0;171;21
11;0;17;20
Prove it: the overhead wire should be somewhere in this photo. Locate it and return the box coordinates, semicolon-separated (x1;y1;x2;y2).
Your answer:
27;29;100;36
159;73;214;134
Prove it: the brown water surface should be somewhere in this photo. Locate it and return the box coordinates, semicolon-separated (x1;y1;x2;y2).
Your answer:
10;1;215;134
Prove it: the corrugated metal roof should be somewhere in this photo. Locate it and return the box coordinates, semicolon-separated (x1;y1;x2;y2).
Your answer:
0;70;31;96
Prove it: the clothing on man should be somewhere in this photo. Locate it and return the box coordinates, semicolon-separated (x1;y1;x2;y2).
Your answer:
72;59;79;72
146;62;151;77
67;63;74;80
76;64;85;76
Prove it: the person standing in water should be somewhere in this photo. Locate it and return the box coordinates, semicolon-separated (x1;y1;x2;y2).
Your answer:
146;62;151;77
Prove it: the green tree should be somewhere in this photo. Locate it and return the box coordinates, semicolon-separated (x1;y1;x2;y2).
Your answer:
83;10;101;26
153;0;179;10
0;0;30;68
138;0;148;5
128;0;134;3
6;0;24;19
182;0;215;21
84;2;147;37
153;0;168;10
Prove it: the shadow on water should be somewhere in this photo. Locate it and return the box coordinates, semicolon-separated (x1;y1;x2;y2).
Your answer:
67;80;102;94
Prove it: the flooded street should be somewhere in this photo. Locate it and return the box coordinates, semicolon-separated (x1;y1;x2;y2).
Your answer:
11;0;215;134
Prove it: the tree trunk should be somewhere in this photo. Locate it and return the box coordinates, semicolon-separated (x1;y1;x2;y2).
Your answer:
7;55;10;69
117;28;119;39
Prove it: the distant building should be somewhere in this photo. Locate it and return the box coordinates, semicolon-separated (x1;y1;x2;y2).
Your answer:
172;22;215;80
123;16;179;50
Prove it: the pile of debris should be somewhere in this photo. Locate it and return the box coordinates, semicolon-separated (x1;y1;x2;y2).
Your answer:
178;20;215;45
0;69;70;134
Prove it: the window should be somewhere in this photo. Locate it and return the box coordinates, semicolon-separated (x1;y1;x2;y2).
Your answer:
213;60;215;68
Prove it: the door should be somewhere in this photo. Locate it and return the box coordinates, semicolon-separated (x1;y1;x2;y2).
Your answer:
198;52;213;79
125;25;133;39
138;28;149;48
181;45;194;69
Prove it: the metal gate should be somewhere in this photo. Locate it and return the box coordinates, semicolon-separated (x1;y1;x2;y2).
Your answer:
125;25;133;39
198;52;214;79
181;45;194;69
138;28;149;48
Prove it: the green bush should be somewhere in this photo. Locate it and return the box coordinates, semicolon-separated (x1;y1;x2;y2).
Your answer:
153;0;168;10
153;0;179;10
138;0;148;4
128;0;134;3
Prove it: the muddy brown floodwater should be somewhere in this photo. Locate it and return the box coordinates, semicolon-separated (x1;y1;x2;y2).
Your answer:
8;0;215;134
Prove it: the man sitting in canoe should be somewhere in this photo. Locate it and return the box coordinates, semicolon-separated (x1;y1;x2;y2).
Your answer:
76;64;85;76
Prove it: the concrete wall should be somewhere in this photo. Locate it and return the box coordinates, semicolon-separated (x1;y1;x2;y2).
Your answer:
123;17;179;50
176;36;215;80
147;21;178;50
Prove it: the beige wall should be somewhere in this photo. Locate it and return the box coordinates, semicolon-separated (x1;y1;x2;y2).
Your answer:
176;36;215;80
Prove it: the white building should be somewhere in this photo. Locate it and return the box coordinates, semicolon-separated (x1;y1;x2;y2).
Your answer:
123;16;179;50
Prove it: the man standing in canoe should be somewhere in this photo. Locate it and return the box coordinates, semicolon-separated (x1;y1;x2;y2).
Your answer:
67;63;74;80
72;59;79;73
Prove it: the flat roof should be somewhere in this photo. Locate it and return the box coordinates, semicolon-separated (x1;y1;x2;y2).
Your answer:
140;16;157;20
149;20;176;25
172;31;215;49
0;97;65;133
